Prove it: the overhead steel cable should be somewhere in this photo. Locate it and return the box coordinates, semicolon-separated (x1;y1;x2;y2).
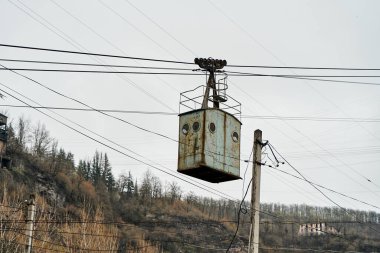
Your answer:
4;66;380;79
0;87;240;202
6;0;176;112
0;104;178;115
2;66;380;86
1;214;379;226
8;227;371;253
266;166;380;210
227;71;380;86
226;178;252;252
48;0;182;96
11;229;121;252
3;43;380;72
123;0;198;57
0;83;242;202
2;206;375;249
0;63;246;164
3;104;380;123
0;58;195;71
225;70;380;79
0;67;200;75
0;63;181;142
266;143;345;209
268;143;380;235
227;64;380;71
0;43;194;65
227;80;380;195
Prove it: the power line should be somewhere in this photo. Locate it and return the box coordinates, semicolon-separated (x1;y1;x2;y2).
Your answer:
0;63;246;165
0;86;239;203
3;44;380;72
241;115;380;122
265;166;380;210
228;71;380;86
0;58;195;71
1;216;379;226
97;0;182;62
0;82;254;207
7;0;177;113
226;178;252;252
11;229;122;252
3;66;380;87
268;143;380;235
226;70;380;79
2;206;378;250
2;44;380;88
227;65;380;71
206;0;380;172
232;72;380;195
0;67;200;75
4;104;380;123
47;0;182;102
0;84;242;203
0;63;181;142
0;104;177;115
123;0;198;57
0;43;194;65
3;81;380;209
4;67;380;79
268;144;346;209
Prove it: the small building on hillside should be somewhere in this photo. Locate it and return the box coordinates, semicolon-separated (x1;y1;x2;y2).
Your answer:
298;222;339;236
0;113;11;168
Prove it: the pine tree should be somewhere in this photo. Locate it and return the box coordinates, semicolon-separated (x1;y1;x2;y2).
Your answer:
77;160;87;178
91;151;102;184
134;180;139;198
102;153;115;191
85;161;91;181
126;171;134;197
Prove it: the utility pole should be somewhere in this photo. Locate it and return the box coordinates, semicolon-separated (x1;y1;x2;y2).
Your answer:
25;194;35;253
248;129;262;253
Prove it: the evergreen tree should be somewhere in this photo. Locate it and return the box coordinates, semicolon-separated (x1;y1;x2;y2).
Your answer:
102;153;115;191
91;151;102;184
77;159;91;180
77;160;86;178
66;152;75;168
85;161;91;181
134;180;139;198
126;171;134;197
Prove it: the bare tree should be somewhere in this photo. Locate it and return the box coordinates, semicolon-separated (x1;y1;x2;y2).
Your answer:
168;181;182;203
140;170;153;201
32;122;51;156
151;176;162;199
16;116;30;151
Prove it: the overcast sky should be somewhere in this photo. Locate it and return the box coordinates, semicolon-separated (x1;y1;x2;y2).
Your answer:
1;0;380;212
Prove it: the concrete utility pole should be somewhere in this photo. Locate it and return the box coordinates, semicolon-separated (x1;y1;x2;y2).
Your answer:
25;194;35;253
248;129;262;253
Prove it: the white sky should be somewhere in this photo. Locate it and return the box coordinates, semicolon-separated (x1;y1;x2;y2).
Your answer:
1;0;380;212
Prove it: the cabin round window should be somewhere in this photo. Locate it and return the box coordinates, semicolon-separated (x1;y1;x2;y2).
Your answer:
209;122;216;133
192;121;200;132
182;123;189;135
232;131;239;142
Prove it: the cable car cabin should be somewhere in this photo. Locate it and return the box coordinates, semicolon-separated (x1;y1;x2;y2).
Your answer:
178;58;242;183
177;108;241;183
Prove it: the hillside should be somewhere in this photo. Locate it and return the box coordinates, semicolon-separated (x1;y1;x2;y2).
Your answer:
0;116;380;252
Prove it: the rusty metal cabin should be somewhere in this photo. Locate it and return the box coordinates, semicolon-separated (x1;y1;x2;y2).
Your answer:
0;113;10;168
178;108;241;183
177;58;241;183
